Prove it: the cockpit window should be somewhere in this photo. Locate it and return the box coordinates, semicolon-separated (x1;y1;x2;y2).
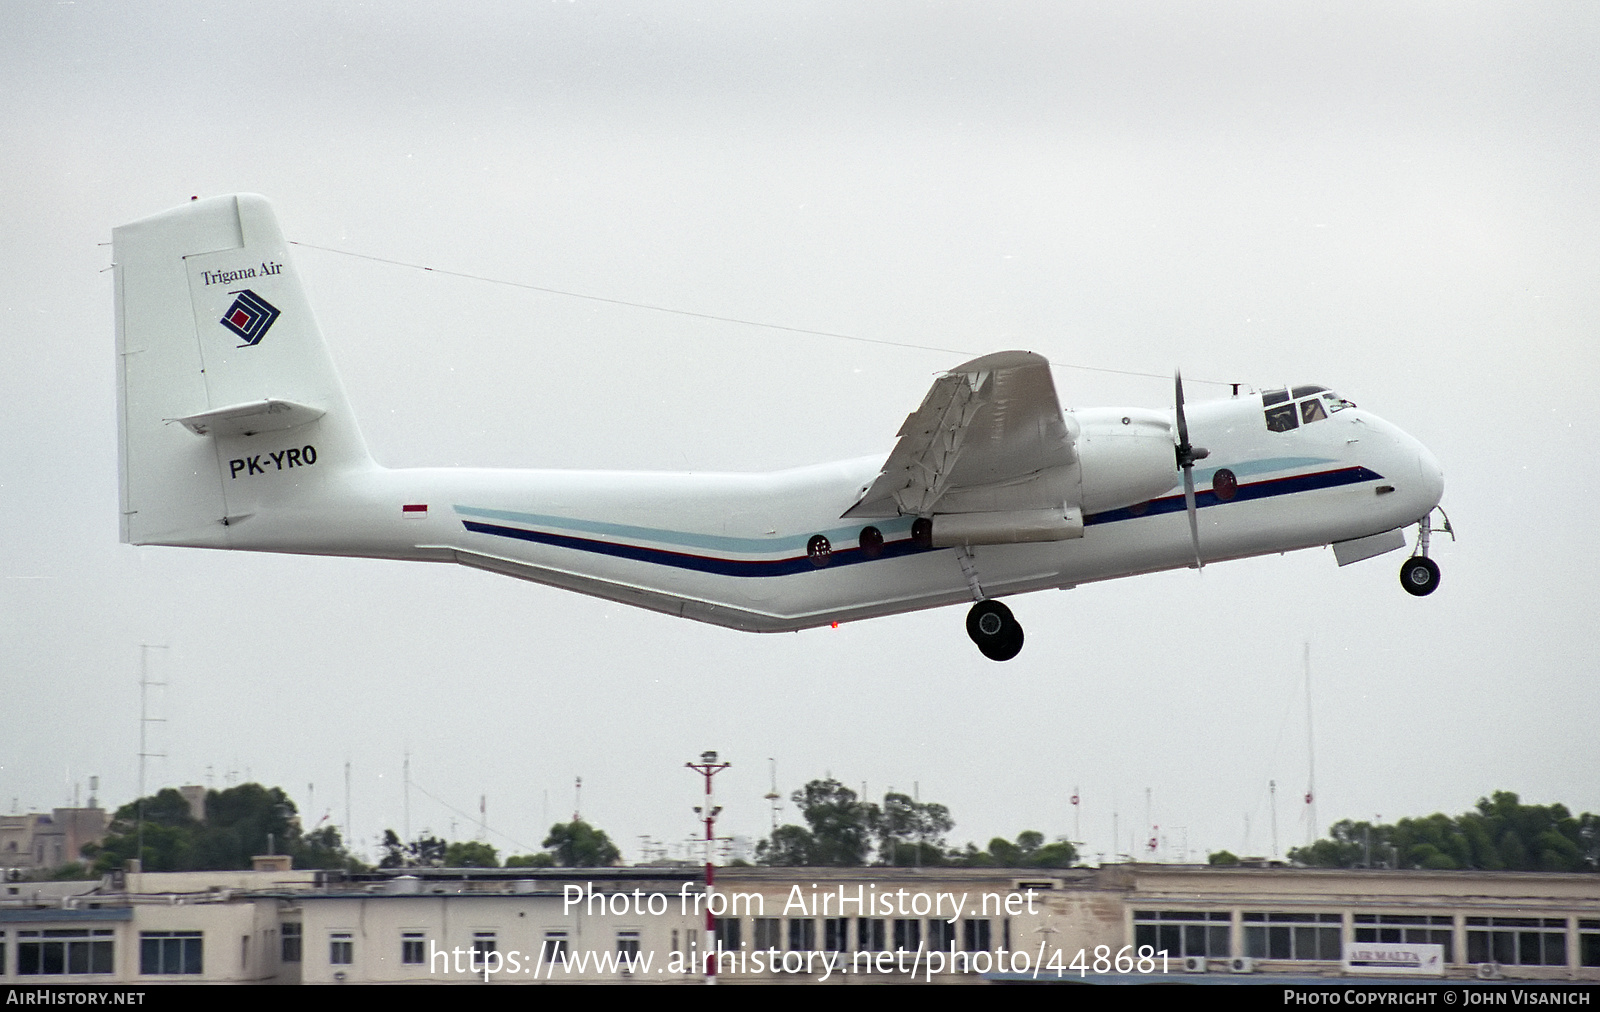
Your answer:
1265;384;1351;432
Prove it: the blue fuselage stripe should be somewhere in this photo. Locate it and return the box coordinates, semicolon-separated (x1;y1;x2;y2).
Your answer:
1082;465;1383;526
460;521;923;577
460;465;1385;575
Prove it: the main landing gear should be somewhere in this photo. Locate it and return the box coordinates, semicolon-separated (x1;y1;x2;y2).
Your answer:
1400;507;1453;597
967;600;1024;662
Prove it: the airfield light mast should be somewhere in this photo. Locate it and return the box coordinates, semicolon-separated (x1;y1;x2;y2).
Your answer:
686;751;730;984
1305;642;1318;847
136;643;168;887
764;759;781;832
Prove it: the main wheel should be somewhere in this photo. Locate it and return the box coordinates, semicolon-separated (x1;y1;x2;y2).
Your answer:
967;600;1024;661
1400;556;1440;597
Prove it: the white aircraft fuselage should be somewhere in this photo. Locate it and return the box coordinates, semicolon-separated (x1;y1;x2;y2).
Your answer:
198;396;1441;633
114;195;1447;657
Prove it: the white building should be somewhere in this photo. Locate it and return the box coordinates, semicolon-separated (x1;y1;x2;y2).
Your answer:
2;863;1597;984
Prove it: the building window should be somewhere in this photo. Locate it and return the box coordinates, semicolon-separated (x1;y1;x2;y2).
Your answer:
542;932;568;966
1133;910;1232;958
1579;920;1599;968
928;919;956;950
963;918;991;952
329;932;353;966
893;918;921;951
753;918;781;949
616;931;640;966
1466;917;1568;967
715;917;742;953
787;918;816;951
857;918;886;952
1353;914;1454;963
823;918;849;952
1243;913;1341;961
16;929;114;975
471;932;497;962
140;931;203;975
401;933;425;965
281;923;301;963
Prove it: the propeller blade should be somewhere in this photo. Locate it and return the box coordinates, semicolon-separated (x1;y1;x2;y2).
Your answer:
1175;368;1190;452
1176;368;1204;569
1183;463;1203;570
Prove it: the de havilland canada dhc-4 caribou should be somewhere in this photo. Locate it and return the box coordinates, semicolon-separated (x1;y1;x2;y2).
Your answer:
115;195;1452;661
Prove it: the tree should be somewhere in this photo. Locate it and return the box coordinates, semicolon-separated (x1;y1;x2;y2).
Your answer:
445;841;499;868
756;824;818;866
543;820;621;867
759;780;878;866
877;793;953;866
950;831;1077;868
1289;793;1600;872
504;852;555;869
378;830;447;869
85;784;363;874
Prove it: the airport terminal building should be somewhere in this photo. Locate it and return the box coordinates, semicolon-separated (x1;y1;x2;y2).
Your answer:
2;862;1596;984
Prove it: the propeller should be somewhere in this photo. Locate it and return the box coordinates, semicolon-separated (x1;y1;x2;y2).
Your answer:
1174;369;1210;570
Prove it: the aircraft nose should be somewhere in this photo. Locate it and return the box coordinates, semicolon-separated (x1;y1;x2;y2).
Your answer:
1415;441;1444;510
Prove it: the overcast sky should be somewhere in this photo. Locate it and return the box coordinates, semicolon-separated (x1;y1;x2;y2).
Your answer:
2;1;1596;866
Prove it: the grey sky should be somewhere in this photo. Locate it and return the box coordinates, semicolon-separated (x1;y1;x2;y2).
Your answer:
2;1;1596;864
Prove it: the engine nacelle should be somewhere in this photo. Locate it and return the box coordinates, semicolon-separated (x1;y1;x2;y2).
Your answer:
1072;408;1179;514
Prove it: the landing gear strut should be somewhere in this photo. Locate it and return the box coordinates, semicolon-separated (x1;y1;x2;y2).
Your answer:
1400;507;1453;597
967;600;1024;662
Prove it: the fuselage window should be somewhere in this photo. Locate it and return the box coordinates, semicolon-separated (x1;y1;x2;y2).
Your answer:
1300;398;1327;424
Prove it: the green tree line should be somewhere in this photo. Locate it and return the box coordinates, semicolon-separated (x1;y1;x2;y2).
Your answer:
755;778;1077;868
1288;792;1600;872
83;784;362;875
79;785;624;875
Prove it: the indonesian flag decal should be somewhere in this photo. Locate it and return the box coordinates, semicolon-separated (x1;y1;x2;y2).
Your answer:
219;289;281;346
402;504;428;518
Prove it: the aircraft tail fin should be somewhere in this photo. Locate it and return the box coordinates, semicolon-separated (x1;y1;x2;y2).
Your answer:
115;194;374;547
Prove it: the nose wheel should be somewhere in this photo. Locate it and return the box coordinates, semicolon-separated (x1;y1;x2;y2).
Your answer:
1400;556;1440;596
1400;507;1453;597
967;600;1024;661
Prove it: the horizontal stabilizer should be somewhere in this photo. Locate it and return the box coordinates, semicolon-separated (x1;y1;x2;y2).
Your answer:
171;399;325;437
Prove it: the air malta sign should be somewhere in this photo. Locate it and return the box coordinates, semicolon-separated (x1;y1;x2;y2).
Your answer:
219;289;281;346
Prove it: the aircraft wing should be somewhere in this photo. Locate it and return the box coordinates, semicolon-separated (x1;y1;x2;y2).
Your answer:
843;351;1079;519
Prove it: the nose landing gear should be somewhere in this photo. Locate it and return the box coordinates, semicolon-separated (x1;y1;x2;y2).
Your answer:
1400;507;1453;597
967;599;1024;661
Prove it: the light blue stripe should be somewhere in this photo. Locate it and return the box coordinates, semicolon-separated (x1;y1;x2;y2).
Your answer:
1192;456;1336;485
453;505;914;555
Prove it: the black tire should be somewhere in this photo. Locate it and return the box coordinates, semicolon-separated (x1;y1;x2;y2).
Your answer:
967;600;1024;660
978;625;1024;662
1400;556;1440;597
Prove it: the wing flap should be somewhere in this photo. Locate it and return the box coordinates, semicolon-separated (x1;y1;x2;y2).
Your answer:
844;351;1079;519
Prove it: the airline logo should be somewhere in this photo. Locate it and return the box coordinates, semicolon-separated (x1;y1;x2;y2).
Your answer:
219;289;281;346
